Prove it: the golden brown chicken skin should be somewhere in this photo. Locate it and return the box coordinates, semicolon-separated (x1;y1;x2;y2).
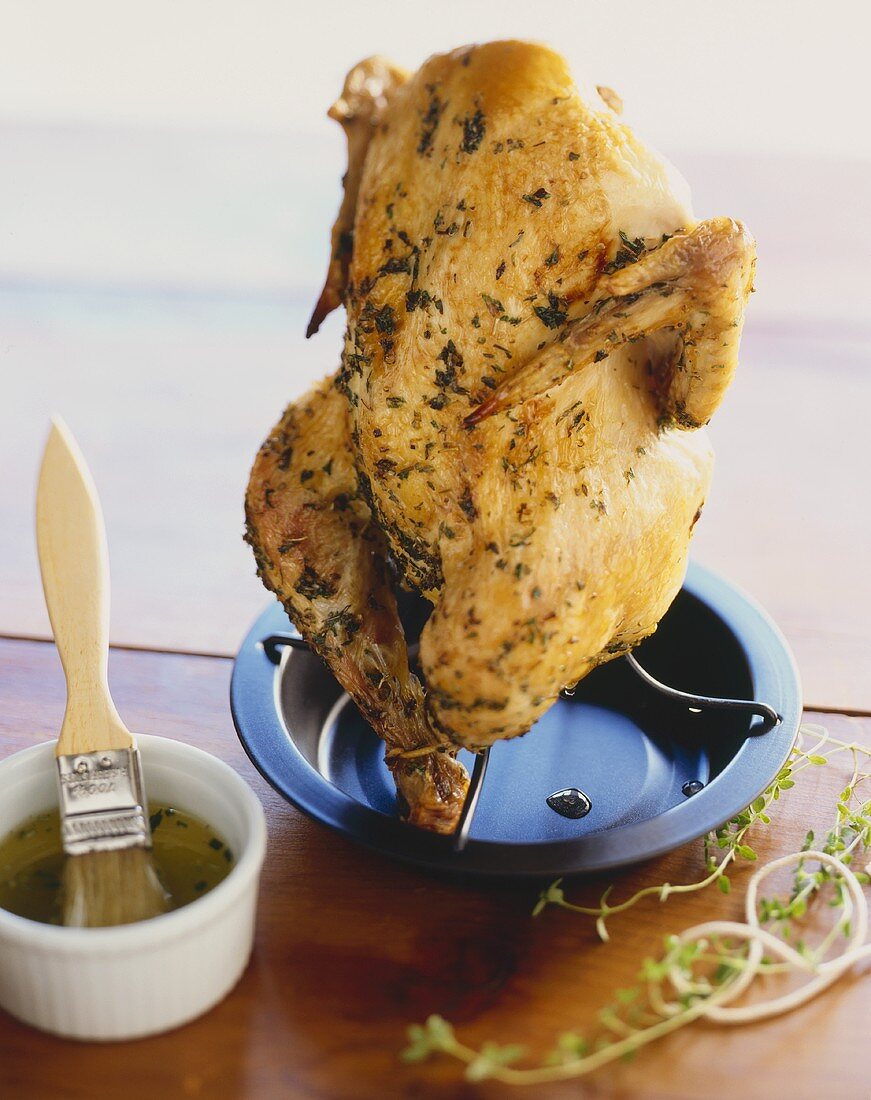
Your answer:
246;41;755;832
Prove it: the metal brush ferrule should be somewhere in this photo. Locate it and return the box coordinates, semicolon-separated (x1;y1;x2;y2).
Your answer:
56;747;151;856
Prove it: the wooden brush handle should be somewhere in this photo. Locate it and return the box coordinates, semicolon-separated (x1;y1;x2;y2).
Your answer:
36;419;132;756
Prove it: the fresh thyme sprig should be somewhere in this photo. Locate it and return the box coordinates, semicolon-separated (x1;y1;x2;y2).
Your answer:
402;724;871;1085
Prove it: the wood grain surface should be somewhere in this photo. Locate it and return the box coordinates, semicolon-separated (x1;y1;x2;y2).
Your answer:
0;637;867;1100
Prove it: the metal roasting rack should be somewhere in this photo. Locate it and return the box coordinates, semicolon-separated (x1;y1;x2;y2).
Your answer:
260;632;781;854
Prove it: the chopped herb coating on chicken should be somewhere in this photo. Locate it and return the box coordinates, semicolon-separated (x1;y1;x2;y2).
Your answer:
246;41;755;833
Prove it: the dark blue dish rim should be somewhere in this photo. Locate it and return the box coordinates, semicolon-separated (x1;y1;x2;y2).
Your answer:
230;562;802;879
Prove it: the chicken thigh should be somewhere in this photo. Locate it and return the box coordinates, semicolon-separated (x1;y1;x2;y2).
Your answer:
245;41;755;833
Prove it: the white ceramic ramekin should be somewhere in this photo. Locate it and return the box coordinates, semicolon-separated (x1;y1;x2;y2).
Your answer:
0;733;267;1041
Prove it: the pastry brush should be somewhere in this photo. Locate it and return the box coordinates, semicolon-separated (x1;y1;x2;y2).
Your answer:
36;419;168;927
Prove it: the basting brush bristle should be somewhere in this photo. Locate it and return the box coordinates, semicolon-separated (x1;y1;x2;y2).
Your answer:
62;847;169;928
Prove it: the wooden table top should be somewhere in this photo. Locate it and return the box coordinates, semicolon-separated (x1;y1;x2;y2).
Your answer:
1;637;868;1100
1;129;869;1098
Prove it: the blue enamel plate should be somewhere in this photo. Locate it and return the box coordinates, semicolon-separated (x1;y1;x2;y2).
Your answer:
231;562;801;879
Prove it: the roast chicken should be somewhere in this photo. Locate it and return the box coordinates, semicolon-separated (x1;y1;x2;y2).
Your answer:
245;41;755;833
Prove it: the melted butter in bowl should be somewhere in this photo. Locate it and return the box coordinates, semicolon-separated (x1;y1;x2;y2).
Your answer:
0;803;235;925
0;733;267;1040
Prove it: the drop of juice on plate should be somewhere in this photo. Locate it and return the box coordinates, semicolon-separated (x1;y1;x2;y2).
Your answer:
546;787;592;819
